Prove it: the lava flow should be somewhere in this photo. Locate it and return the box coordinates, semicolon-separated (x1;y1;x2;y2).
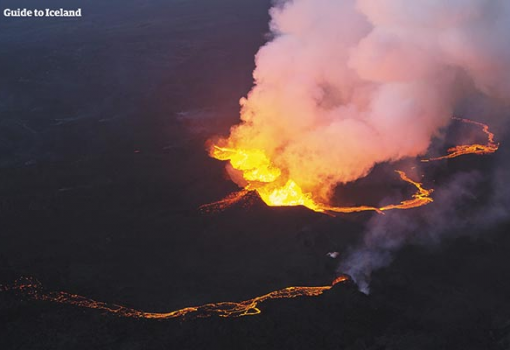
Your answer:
422;117;499;162
323;171;434;213
1;276;349;320
210;145;434;215
200;190;252;213
208;117;498;215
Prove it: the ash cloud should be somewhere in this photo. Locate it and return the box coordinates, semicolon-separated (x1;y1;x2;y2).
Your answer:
223;0;510;200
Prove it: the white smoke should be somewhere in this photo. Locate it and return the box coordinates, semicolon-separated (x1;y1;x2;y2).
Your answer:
224;0;510;200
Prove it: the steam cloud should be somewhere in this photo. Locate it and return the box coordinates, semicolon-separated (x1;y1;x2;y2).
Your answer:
220;0;510;292
225;0;510;200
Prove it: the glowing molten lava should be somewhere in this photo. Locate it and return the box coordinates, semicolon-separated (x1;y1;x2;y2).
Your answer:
212;145;322;211
199;190;252;213
1;276;349;320
422;117;499;162
211;145;433;214
209;117;498;215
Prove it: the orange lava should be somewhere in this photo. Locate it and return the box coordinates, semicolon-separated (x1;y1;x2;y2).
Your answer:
422;117;499;162
208;117;498;215
1;119;498;322
331;275;350;286
320;170;433;214
1;276;349;320
202;165;434;215
199;190;251;213
210;145;434;214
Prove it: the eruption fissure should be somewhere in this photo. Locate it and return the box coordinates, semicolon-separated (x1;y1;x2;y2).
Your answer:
208;148;436;214
0;276;349;320
209;145;435;214
207;118;497;215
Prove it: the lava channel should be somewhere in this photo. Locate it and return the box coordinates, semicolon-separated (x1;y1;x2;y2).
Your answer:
422;117;499;162
0;276;349;320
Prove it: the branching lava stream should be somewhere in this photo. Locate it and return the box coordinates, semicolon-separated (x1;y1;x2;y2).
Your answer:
1;276;349;320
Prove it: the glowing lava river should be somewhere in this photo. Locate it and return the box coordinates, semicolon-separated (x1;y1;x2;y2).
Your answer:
1;276;349;320
422;117;499;162
0;118;500;321
201;170;434;215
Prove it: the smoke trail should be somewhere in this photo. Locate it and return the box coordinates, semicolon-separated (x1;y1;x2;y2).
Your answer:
339;161;510;294
219;0;510;201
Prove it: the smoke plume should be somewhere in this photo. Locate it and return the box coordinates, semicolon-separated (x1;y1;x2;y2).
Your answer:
222;0;510;200
339;155;510;294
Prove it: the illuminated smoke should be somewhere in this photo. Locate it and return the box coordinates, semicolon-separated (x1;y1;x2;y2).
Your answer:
218;0;510;200
211;0;510;293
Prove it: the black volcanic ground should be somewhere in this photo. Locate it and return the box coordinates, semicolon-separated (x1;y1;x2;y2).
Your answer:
1;1;510;349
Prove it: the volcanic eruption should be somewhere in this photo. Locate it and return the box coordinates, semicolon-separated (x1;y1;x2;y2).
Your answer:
208;0;510;214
